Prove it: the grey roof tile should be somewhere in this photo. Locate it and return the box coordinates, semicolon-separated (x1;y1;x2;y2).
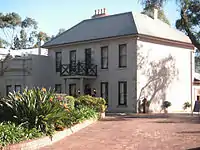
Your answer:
43;11;191;47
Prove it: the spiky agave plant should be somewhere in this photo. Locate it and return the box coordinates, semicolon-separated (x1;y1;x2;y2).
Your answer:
0;88;68;136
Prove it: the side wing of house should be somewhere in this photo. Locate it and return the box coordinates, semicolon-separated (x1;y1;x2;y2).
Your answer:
137;40;193;113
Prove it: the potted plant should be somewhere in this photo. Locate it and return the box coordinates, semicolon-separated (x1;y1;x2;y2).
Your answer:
162;101;172;113
183;101;191;111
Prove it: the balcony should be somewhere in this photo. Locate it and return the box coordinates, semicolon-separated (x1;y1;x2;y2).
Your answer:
60;62;97;77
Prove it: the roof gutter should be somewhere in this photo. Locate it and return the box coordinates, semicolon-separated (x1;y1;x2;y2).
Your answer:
138;34;194;50
42;34;194;50
41;34;137;49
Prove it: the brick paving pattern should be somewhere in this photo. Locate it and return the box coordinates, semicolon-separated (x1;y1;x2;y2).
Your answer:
41;114;200;150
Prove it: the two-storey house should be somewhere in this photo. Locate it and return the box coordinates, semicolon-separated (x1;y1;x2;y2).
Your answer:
43;9;194;113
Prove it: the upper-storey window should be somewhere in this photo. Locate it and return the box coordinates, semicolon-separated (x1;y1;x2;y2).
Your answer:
119;44;127;68
55;52;62;72
101;46;108;69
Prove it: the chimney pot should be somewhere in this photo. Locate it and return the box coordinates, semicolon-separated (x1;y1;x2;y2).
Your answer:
101;9;103;14
98;9;100;15
104;8;106;14
95;10;96;15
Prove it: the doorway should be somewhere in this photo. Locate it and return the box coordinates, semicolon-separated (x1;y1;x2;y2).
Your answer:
84;84;91;95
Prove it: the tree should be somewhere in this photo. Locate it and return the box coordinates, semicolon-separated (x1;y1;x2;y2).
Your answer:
57;28;65;36
176;0;200;50
33;31;51;48
0;38;9;48
140;0;169;8
0;12;51;49
141;4;171;25
140;0;200;49
12;17;38;49
0;12;21;48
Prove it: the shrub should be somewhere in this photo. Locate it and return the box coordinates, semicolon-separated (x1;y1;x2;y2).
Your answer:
162;101;172;109
62;105;97;128
183;102;191;110
0;88;68;136
59;95;75;110
76;95;107;112
0;122;43;147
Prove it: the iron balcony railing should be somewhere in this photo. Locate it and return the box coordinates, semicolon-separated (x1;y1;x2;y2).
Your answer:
60;62;97;77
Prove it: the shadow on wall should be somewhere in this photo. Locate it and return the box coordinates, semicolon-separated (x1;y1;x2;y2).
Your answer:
137;44;179;112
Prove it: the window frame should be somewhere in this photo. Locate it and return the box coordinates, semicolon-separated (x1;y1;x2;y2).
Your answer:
101;46;108;69
15;85;21;93
6;85;12;96
118;44;127;68
55;84;62;93
55;52;62;72
118;81;127;106
100;82;108;105
69;50;76;64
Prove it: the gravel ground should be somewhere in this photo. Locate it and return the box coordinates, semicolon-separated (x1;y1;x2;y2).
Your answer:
41;114;200;150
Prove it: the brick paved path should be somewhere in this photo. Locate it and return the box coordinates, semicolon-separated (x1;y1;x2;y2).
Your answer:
41;114;200;150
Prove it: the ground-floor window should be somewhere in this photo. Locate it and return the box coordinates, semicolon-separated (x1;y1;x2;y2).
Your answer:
6;85;12;96
101;82;108;105
15;85;21;93
118;81;127;105
55;84;62;93
69;84;76;97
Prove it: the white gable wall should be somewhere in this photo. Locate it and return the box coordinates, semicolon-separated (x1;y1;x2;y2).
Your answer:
137;40;192;113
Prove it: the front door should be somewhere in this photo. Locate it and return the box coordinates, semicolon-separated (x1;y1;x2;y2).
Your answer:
69;84;76;97
84;84;91;95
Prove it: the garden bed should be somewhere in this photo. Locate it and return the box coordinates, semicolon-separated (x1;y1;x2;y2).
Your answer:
0;88;106;149
4;119;97;150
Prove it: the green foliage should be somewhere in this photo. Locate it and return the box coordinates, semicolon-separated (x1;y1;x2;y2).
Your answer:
62;105;97;128
0;122;43;147
162;101;172;109
183;101;191;110
176;0;200;50
142;6;171;25
0;88;68;136
76;95;107;112
0;91;104;147
58;95;75;110
140;0;169;8
57;28;66;36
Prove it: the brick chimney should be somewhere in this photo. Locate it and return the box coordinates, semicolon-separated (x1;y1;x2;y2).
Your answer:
91;8;107;19
153;7;158;19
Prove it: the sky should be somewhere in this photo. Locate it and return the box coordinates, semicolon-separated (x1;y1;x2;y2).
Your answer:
0;0;180;37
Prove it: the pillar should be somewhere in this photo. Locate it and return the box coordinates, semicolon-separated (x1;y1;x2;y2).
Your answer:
79;77;84;95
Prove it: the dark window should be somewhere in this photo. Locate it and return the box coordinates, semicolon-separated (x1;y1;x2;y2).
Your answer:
85;48;92;66
118;81;127;105
101;82;108;105
6;85;12;96
15;85;21;93
69;84;76;97
55;84;62;93
119;44;127;68
101;46;108;69
56;52;62;72
69;50;76;64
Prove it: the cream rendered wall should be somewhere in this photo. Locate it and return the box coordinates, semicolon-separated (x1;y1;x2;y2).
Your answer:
0;55;54;96
48;37;137;112
31;55;54;89
137;40;192;113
